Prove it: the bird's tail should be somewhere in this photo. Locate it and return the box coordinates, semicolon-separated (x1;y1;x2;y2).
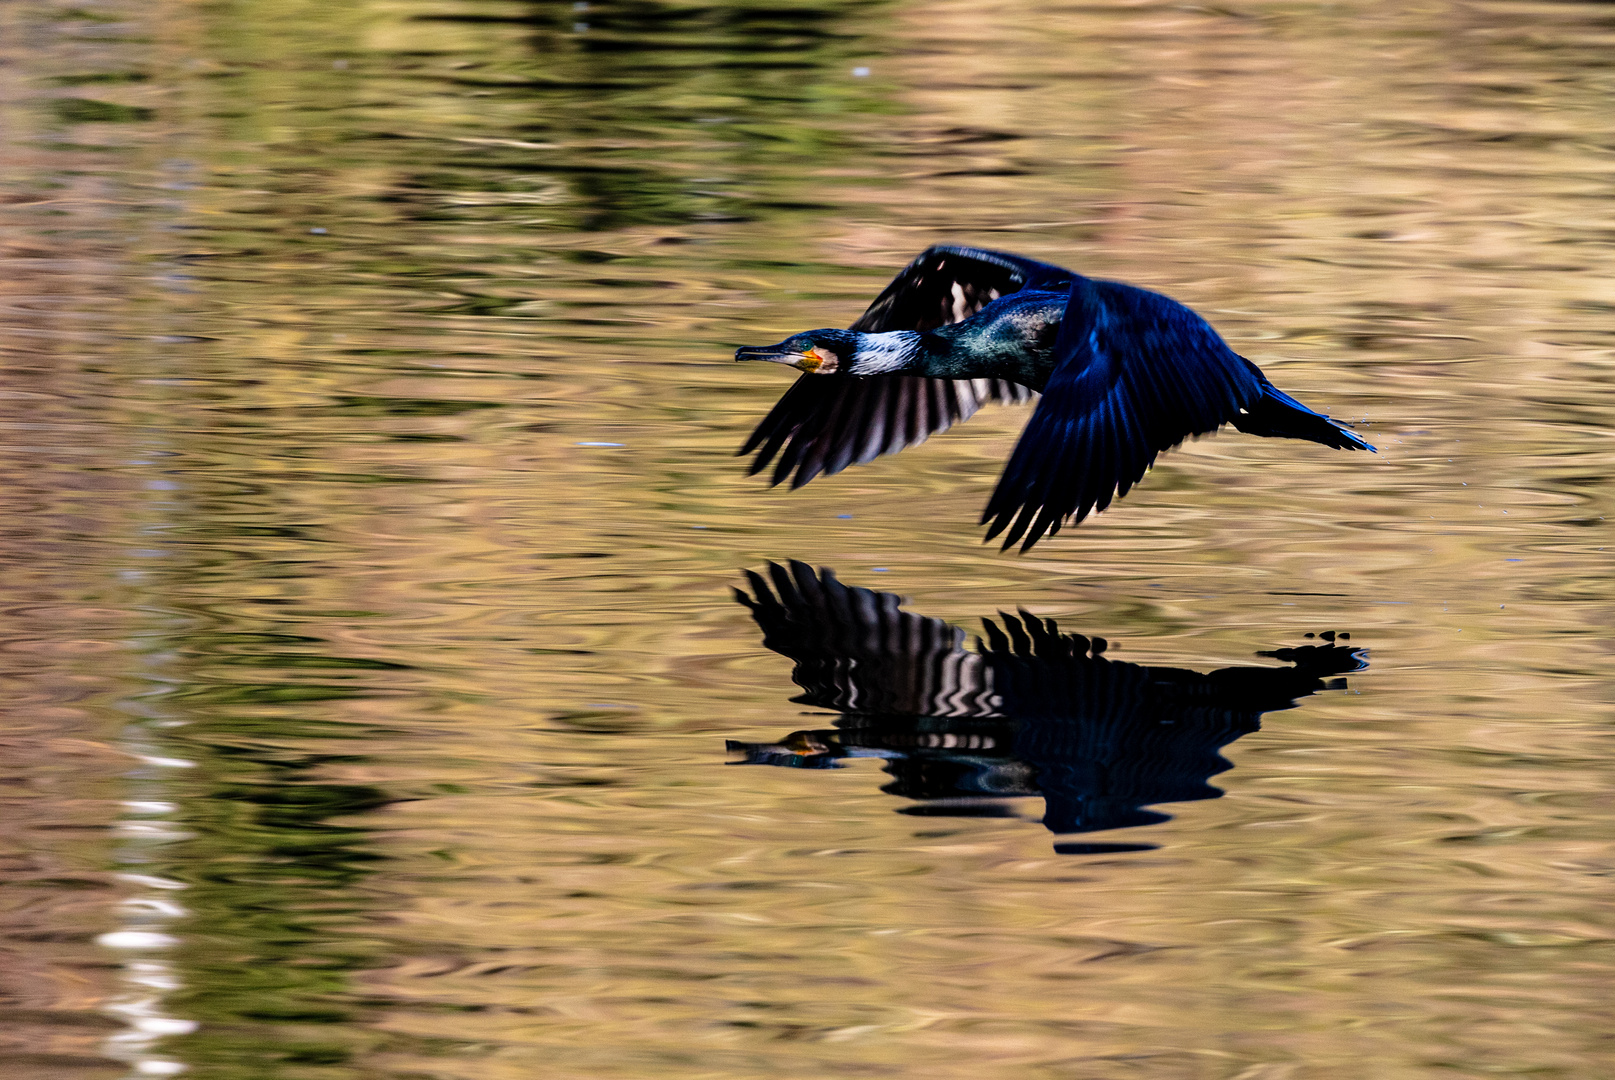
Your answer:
1231;364;1374;452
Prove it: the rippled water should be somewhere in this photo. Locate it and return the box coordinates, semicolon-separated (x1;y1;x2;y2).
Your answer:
3;0;1614;1077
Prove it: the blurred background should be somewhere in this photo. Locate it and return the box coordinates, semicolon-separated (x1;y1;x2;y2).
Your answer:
1;0;1612;1077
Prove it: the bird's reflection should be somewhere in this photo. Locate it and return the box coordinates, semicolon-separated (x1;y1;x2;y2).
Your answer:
729;562;1367;854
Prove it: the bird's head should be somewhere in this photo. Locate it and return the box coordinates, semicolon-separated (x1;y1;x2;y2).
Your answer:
734;329;858;375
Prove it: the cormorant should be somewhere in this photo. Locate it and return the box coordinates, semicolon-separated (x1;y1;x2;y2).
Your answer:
735;245;1374;551
728;561;1368;854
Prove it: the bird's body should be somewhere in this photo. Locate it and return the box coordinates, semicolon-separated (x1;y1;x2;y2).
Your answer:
735;245;1374;551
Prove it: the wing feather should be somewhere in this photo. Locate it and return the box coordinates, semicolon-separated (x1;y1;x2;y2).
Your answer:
848;244;1072;334
740;245;1058;488
734;561;996;719
981;279;1264;551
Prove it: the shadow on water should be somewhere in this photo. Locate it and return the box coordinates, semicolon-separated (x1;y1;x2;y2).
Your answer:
729;562;1367;854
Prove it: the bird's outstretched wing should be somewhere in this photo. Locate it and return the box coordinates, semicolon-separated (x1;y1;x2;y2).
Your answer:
741;245;1068;489
847;245;1073;334
734;561;997;719
981;278;1264;551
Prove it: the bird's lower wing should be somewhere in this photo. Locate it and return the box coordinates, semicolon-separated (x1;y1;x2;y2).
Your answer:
740;375;1034;490
981;281;1262;552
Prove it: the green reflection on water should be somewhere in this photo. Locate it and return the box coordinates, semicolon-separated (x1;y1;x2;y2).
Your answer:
77;2;915;1076
116;597;406;1076
190;0;895;239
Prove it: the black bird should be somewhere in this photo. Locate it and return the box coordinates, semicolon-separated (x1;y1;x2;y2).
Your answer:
736;245;1374;551
728;561;1368;854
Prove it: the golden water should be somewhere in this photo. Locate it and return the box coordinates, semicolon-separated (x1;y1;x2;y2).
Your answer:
2;0;1613;1077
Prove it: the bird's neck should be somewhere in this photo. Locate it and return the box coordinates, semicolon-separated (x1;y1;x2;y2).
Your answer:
910;322;1060;390
846;292;1068;389
851;329;1042;387
847;331;926;375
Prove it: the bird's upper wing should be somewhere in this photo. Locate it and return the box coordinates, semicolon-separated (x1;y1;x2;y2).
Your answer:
740;245;1068;489
734;561;999;719
847;245;1073;334
981;279;1264;551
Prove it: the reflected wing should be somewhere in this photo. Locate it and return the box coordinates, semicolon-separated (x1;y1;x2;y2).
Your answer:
734;561;998;718
981;278;1263;551
741;245;1068;489
979;612;1254;834
979;612;1363;721
980;614;1364;837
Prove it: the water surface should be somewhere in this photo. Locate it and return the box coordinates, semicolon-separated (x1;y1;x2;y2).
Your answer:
2;0;1614;1077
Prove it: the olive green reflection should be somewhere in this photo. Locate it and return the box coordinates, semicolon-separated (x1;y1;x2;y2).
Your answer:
144;635;404;1078
300;0;892;233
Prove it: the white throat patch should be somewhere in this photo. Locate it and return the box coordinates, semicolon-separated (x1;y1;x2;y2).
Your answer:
851;332;918;375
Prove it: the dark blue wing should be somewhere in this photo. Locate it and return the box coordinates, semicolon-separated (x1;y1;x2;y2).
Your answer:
740;245;1065;488
981;279;1263;551
847;245;1073;333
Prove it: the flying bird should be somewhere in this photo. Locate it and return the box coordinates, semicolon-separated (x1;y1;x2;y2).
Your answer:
735;245;1374;551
